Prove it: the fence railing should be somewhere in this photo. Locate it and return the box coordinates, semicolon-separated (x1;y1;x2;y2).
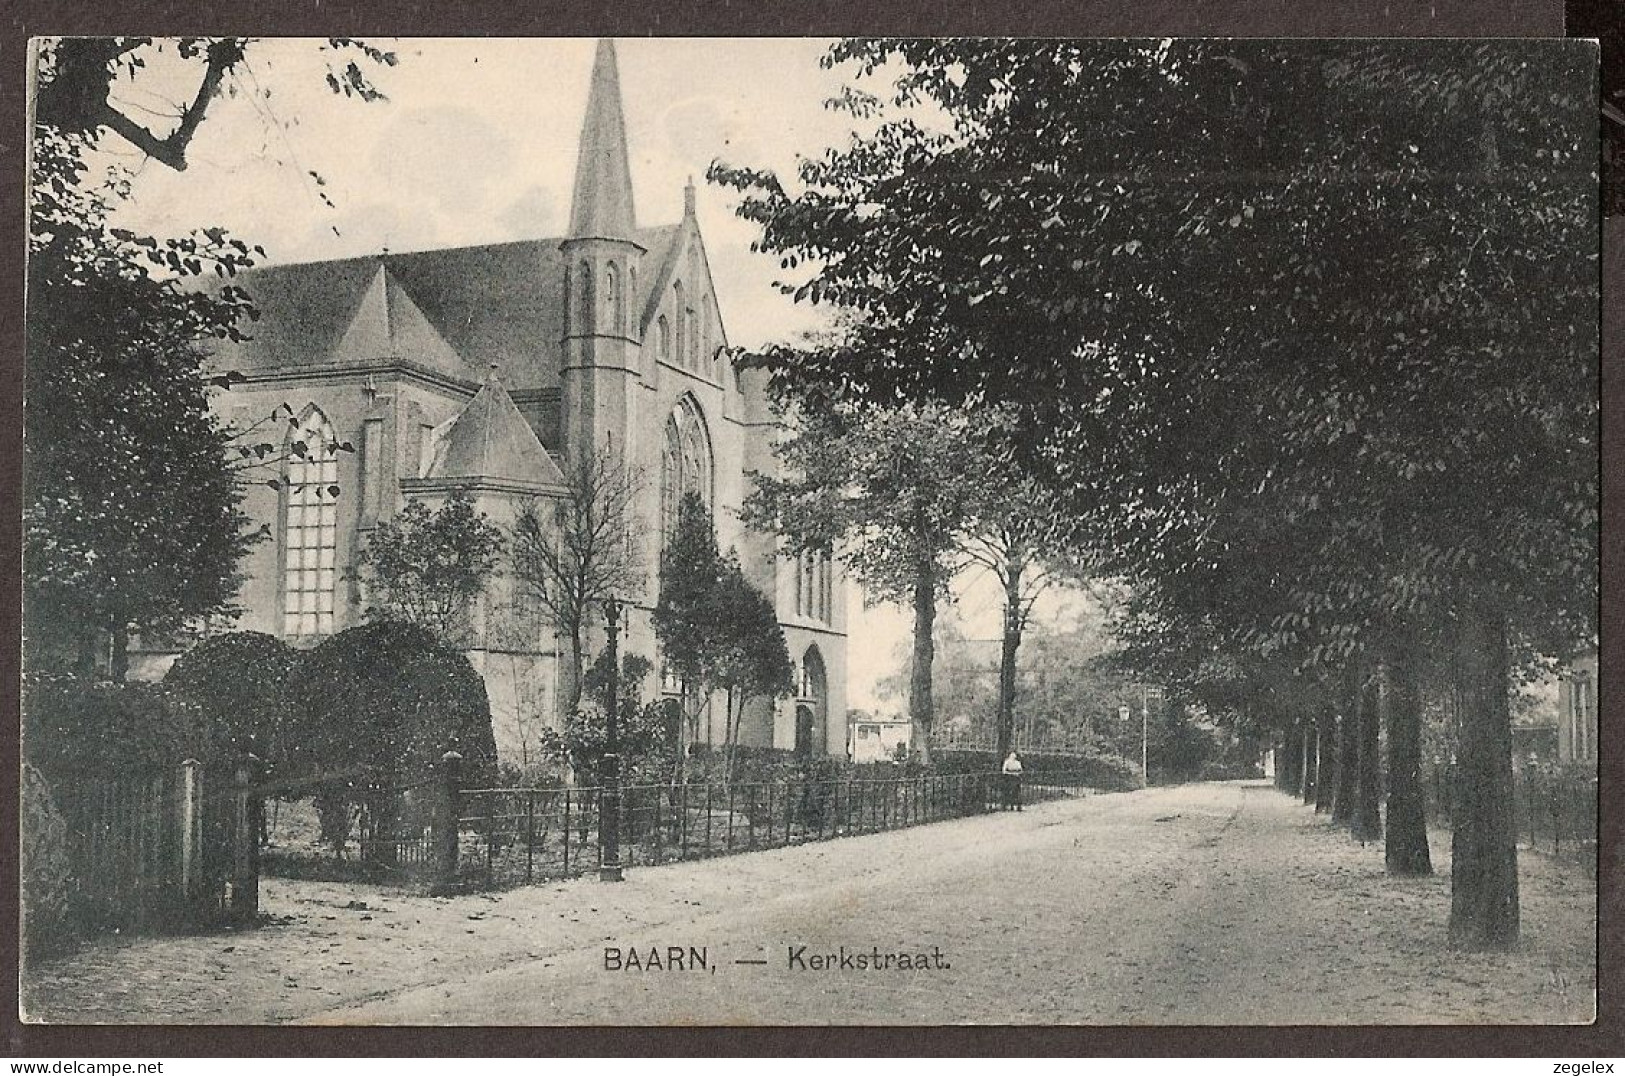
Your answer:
454;770;1094;890
1428;764;1597;874
39;757;261;937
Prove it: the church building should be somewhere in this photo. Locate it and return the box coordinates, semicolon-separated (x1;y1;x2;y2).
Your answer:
153;40;848;766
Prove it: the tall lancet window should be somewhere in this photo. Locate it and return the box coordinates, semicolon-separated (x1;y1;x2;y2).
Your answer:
673;281;686;366
563;265;572;336
660;395;712;543
579;260;594;328
687;306;699;371
283;407;340;638
703;300;716;378
657;315;671;364
605;262;623;333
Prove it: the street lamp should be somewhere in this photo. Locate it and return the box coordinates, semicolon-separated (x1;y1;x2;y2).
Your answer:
599;596;625;883
1132;683;1163;789
1141;684;1149;789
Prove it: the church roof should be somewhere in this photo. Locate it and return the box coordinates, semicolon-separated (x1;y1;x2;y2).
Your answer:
328;263;475;380
428;372;567;487
208;40;696;394
214;225;681;391
567;39;638;241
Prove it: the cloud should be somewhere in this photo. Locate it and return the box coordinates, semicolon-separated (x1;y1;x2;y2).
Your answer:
494;184;560;239
368;105;517;216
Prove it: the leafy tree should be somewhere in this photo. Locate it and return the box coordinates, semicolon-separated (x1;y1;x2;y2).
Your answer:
653;494;793;784
24;127;260;679
745;396;987;762
653;492;728;771
25;39;394;678
960;469;1082;761
716;39;1594;949
33;38;394;173
511;445;644;716
710;558;796;785
162;630;298;763
351;488;504;644
565;651;680;784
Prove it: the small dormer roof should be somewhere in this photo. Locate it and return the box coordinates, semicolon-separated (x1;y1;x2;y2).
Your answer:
429;371;567;487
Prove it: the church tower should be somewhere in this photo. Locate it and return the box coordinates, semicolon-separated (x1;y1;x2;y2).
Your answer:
560;39;646;467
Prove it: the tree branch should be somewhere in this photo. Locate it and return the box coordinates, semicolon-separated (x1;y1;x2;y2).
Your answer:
90;38;245;172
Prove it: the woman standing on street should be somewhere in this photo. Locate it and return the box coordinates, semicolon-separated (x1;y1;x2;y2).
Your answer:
1001;751;1024;811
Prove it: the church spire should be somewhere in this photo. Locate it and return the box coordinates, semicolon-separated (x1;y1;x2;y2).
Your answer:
567;38;637;240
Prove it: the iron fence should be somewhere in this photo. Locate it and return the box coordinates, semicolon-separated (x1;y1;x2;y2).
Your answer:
38;757;256;937
1428;764;1597;875
456;770;1096;889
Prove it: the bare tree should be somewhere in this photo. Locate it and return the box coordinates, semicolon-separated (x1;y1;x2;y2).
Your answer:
512;445;645;718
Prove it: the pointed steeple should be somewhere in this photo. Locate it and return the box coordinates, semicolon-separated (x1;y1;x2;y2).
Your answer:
567;39;638;240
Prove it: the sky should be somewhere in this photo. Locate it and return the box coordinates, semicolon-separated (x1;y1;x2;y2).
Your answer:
95;38;1086;712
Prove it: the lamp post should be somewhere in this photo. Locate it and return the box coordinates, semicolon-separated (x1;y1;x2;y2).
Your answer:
1141;683;1149;790
599;597;625;882
1131;682;1162;789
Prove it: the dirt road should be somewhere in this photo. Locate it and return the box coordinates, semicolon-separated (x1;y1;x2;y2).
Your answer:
24;781;1595;1025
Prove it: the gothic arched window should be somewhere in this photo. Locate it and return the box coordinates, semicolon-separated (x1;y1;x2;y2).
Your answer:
563;265;572;336
793;550;832;622
606;262;623;333
657;315;671;364
686;308;699;371
283;406;340;638
660;395;712;542
578;260;594;327
673;281;687;366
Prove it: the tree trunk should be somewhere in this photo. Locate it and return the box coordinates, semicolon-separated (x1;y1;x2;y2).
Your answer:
73;633;98;677
1330;674;1359;824
908;550;936;765
993;558;1023;763
1352;663;1383;844
561;622;586;718
1448;597;1519;949
1301;722;1318;805
1279;726;1301;796
1314;706;1337;813
723;688;737;789
110;625;130;682
1383;632;1433;875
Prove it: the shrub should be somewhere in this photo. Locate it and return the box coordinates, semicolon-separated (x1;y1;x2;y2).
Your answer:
282;621;498;869
21;764;76;959
285;620;499;787
163;631;297;764
23;672;196;776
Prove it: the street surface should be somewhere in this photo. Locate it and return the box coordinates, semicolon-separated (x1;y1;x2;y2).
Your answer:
24;781;1595;1025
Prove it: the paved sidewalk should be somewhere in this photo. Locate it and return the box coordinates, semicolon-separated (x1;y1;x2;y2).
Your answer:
22;781;1595;1025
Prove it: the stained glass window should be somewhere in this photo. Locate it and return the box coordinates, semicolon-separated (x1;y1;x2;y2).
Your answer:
660;396;712;542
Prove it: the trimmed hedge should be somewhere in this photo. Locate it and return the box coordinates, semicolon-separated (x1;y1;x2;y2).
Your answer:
163;631;297;763
23;673;199;775
284;620;499;790
933;747;1141;791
